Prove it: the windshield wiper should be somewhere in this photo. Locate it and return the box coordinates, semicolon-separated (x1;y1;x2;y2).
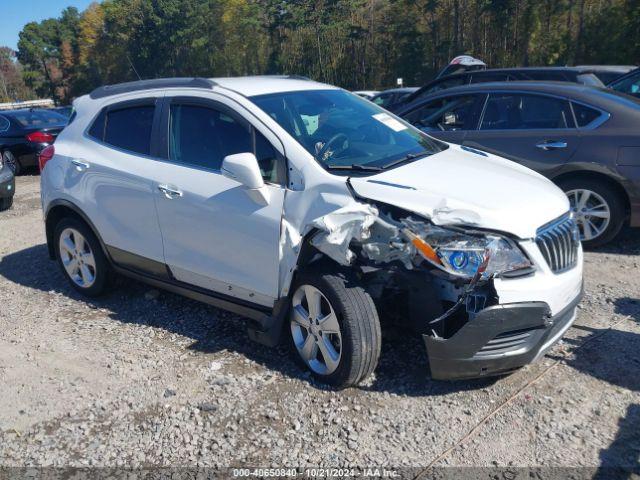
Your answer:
325;163;383;172
379;151;431;170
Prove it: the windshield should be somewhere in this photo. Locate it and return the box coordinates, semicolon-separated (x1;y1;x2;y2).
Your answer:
250;89;446;171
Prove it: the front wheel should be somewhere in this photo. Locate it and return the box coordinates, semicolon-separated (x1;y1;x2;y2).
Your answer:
558;178;625;248
289;267;381;388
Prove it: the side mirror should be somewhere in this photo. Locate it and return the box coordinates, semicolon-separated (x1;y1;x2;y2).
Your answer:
221;152;269;205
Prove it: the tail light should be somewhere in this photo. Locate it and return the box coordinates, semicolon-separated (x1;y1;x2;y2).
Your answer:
38;145;55;172
26;131;54;143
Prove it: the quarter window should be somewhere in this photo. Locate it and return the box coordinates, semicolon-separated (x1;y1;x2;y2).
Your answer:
572;103;602;127
480;94;573;130
89;105;155;155
404;95;479;132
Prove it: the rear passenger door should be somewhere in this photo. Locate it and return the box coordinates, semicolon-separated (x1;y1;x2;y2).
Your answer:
81;98;167;271
150;96;286;308
401;93;485;144
462;92;581;176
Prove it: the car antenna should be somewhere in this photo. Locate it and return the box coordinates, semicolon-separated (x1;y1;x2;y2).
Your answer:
126;54;142;81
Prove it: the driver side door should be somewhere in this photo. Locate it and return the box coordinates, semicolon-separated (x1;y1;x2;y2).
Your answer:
149;96;287;308
400;93;486;145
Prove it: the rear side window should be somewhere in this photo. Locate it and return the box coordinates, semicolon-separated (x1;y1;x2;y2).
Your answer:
572;103;602;127
91;105;155;155
480;94;573;130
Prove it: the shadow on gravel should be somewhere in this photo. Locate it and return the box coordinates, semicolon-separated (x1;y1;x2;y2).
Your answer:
550;323;640;392
589;226;640;255
0;243;496;395
596;404;640;479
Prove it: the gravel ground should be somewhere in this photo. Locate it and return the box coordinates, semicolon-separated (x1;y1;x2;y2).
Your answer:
0;175;638;472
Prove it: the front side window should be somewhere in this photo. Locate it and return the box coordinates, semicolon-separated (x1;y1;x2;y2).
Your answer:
169;104;251;171
102;105;155;155
480;94;573;130
251;89;446;172
404;95;479;132
610;70;640;97
168;103;283;182
372;93;393;107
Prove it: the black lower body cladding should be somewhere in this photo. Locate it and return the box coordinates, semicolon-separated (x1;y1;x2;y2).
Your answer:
0;167;15;199
424;286;584;380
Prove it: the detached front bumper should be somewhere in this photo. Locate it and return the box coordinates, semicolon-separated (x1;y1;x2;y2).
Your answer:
424;286;583;380
0;167;15;199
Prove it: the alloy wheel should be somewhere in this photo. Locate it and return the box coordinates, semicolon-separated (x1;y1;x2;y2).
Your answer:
566;189;611;242
3;152;18;174
290;284;342;375
58;228;97;288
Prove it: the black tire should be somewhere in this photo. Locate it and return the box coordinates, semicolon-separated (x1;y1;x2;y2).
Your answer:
2;151;21;176
54;217;111;297
557;178;625;248
289;266;381;388
0;196;12;211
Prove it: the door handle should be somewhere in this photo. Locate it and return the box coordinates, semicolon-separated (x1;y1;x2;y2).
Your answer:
536;140;568;151
71;159;90;171
158;184;183;199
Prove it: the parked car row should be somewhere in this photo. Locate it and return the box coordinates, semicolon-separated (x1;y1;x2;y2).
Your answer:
358;62;639;247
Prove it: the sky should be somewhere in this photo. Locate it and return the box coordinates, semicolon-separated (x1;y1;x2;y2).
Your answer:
0;0;97;50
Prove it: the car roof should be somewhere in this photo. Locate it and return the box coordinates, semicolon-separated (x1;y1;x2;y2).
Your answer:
88;75;338;100
212;75;338;97
403;81;640;110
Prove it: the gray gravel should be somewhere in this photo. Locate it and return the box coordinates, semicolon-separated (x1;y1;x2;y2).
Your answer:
0;175;638;469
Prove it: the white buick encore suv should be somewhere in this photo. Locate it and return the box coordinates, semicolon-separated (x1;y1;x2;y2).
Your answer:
40;76;584;387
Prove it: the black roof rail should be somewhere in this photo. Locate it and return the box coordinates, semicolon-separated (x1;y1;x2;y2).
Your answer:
89;77;216;99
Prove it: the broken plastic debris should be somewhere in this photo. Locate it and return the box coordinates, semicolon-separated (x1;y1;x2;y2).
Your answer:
310;203;379;266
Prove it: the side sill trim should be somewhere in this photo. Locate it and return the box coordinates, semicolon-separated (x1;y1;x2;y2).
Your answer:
111;264;271;322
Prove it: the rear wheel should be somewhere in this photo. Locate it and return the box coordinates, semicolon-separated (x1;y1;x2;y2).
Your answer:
289;267;381;388
558;178;625;248
2;151;20;175
54;217;111;297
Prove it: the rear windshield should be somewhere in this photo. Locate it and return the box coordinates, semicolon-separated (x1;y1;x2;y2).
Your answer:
10;110;68;128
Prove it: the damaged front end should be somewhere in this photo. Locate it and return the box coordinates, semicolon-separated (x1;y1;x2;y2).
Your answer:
307;200;579;380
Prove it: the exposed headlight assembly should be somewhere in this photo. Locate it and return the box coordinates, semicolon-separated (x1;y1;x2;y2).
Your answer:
403;221;532;279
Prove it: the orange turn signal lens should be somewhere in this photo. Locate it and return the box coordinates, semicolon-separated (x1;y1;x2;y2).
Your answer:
403;229;442;265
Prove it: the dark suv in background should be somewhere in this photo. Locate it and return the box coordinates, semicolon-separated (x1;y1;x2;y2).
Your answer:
396;81;640;247
393;67;605;112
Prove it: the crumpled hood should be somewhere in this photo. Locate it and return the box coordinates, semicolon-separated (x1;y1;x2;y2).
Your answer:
349;145;569;239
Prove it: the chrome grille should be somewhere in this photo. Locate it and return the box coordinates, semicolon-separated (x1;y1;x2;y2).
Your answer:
536;214;580;274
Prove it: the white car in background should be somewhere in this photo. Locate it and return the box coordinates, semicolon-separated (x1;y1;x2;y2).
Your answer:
39;76;583;387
